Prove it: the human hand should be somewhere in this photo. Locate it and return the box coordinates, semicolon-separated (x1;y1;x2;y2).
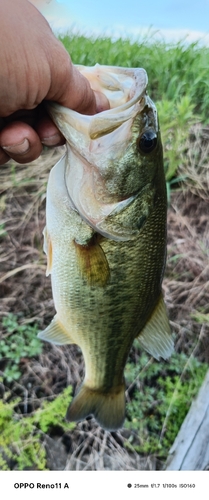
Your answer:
0;0;109;165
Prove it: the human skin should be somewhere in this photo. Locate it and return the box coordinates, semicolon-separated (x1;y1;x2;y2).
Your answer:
0;0;109;165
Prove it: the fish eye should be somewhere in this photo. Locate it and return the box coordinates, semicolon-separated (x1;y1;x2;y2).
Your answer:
137;129;157;154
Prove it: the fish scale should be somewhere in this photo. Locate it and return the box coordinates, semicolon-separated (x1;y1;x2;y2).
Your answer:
38;64;174;430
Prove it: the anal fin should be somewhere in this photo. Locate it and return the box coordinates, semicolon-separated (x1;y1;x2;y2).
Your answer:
137;294;174;360
38;315;75;345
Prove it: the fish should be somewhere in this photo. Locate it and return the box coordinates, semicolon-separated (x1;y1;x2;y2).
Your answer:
38;64;174;431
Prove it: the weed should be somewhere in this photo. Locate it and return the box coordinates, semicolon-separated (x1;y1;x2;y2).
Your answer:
124;351;207;458
191;311;209;324
33;388;75;434
157;95;197;183
0;386;74;470
0;223;7;238
1;314;43;383
60;34;209;121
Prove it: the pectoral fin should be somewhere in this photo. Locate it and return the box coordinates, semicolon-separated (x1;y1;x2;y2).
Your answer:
38;315;75;345
74;237;110;287
137;294;174;360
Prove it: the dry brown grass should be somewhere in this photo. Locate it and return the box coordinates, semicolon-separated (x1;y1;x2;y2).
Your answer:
0;148;64;325
0;127;209;470
164;123;209;362
179;123;209;198
164;192;209;361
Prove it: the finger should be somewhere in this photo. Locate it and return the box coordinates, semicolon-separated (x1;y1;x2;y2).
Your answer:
94;90;111;114
2;106;65;147
35;115;65;146
61;65;110;115
46;44;110;115
0;148;10;165
0;121;43;164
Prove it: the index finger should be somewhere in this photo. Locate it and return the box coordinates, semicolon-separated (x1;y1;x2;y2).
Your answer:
46;43;109;115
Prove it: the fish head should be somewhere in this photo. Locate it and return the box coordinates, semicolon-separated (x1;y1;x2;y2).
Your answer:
47;64;164;241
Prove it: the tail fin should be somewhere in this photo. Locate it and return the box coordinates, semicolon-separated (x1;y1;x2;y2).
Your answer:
66;383;126;431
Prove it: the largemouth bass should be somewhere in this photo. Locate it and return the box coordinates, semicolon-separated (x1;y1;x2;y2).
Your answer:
38;64;174;431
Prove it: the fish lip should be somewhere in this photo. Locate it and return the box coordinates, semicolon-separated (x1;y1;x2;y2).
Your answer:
48;65;148;114
46;66;148;139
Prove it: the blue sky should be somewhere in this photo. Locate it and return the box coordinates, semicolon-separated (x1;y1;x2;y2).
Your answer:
33;1;209;45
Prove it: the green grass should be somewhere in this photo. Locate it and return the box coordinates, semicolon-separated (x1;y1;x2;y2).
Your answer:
0;386;74;470
1;314;43;383
124;350;208;458
60;33;209;121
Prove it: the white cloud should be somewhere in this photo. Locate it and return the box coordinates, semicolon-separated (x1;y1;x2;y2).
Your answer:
48;16;209;47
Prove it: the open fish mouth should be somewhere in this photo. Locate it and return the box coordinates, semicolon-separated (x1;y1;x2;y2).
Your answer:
48;64;149;135
46;65;157;241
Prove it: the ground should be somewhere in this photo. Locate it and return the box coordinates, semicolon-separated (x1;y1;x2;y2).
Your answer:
0;125;209;469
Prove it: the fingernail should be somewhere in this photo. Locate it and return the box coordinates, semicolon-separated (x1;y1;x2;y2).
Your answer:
41;133;61;146
2;138;30;155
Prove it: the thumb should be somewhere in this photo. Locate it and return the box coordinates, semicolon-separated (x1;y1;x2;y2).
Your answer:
46;40;109;115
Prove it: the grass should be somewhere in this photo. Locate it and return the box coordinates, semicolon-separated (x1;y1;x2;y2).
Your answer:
1;314;43;383
0;32;209;470
60;33;209;121
0;386;74;470
124;350;208;457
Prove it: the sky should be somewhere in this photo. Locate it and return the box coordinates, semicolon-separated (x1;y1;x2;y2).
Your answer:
31;0;209;45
